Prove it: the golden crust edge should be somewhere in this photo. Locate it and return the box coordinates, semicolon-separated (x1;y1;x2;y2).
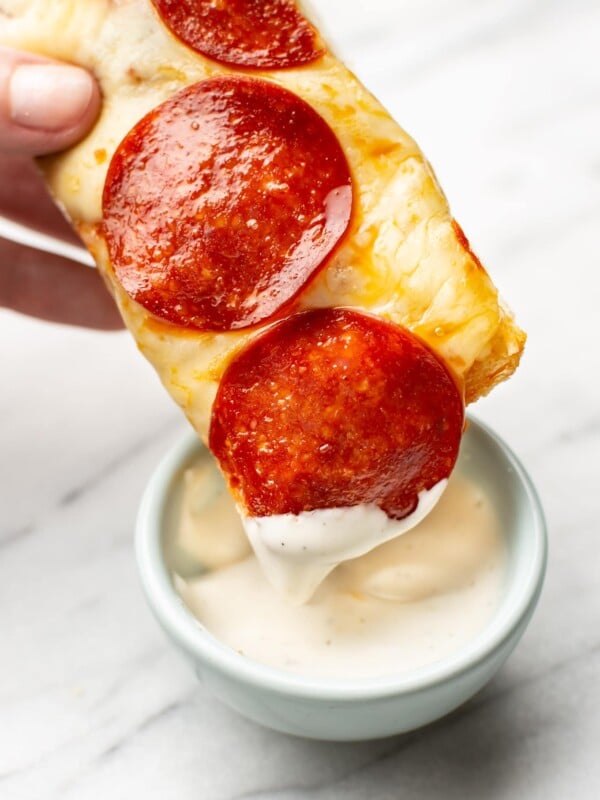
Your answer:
74;216;526;413
464;314;526;404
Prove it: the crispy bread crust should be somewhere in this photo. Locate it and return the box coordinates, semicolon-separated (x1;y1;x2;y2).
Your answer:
1;0;525;441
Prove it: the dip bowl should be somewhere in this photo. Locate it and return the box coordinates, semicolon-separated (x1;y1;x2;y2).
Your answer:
135;416;547;741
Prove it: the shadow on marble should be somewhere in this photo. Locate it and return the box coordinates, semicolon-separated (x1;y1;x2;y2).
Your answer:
182;668;563;800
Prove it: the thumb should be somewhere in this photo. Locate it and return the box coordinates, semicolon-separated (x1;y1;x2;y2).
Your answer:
0;47;100;156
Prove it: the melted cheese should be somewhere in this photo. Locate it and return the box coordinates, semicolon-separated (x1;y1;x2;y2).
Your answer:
0;0;525;444
243;481;447;604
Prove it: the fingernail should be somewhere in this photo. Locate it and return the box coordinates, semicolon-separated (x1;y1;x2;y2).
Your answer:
9;64;94;131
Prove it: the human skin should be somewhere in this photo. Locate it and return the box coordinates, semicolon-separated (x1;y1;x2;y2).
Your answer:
0;47;122;329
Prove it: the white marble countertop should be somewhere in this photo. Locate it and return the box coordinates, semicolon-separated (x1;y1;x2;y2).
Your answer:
1;1;599;797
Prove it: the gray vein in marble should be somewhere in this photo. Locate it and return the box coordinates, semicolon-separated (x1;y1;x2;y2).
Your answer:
1;1;599;798
226;737;415;800
229;651;600;800
0;418;183;547
58;418;182;509
469;640;600;717
553;416;600;446
0;522;34;550
52;688;200;799
82;695;193;767
0;645;170;784
228;648;600;800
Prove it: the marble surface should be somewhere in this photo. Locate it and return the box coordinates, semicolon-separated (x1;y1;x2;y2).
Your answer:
1;0;599;797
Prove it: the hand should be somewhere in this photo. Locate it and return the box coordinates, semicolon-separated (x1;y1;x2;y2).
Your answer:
0;47;122;329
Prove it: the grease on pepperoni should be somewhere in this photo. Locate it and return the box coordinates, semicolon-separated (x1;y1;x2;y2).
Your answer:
151;0;324;69
209;308;464;519
102;77;352;332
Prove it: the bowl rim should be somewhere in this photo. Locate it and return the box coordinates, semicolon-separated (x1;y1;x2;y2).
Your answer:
135;415;547;701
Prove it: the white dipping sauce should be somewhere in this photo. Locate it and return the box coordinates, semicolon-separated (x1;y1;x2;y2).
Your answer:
244;481;447;604
172;453;506;680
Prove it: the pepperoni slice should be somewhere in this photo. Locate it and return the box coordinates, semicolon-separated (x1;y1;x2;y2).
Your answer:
151;0;324;69
102;77;352;332
209;308;464;519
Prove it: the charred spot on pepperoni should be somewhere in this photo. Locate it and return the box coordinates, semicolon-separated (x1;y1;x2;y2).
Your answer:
151;0;325;69
209;308;464;519
102;77;352;332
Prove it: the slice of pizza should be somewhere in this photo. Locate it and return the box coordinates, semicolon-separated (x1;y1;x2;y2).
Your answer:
1;1;525;596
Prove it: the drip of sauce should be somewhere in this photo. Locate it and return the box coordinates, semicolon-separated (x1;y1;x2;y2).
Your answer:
170;451;506;680
243;482;447;604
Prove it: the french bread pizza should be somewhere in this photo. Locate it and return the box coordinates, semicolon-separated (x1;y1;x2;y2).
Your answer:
0;0;525;525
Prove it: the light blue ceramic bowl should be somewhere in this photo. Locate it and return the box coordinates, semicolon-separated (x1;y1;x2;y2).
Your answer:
136;416;547;741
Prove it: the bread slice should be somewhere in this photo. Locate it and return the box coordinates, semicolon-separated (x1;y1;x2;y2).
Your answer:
1;0;525;443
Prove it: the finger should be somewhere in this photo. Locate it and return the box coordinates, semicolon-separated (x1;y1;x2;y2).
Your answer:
0;47;100;156
0;154;80;244
0;236;123;330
